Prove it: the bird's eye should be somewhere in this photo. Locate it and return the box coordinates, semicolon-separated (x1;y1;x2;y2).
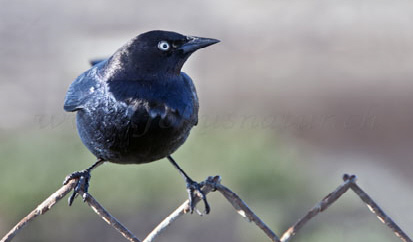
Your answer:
157;41;170;51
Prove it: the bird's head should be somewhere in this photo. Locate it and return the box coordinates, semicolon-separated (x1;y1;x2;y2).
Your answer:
112;30;219;76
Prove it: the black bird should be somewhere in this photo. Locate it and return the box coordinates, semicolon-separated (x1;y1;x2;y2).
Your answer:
63;30;219;214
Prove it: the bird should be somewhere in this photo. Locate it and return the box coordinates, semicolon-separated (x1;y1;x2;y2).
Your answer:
63;30;219;214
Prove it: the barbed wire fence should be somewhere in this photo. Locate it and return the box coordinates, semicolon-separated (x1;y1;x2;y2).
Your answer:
1;174;411;242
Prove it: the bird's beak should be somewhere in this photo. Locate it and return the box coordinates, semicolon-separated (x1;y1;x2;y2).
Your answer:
180;36;220;54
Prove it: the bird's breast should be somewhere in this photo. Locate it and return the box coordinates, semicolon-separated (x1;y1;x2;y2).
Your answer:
76;80;197;164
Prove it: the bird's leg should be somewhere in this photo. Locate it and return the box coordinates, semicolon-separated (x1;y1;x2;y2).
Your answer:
63;159;105;206
167;155;210;215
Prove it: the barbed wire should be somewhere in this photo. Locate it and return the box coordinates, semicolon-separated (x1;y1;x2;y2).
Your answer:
1;174;411;242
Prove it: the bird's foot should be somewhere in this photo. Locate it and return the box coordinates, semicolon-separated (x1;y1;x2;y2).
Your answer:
186;178;210;215
63;169;91;206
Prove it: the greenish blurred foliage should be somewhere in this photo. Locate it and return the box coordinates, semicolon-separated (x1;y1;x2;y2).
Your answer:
0;122;400;241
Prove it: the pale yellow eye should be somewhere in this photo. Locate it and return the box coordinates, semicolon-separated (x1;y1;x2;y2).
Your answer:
157;41;170;51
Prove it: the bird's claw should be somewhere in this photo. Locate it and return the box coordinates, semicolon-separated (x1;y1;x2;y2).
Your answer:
63;169;91;206
186;179;210;215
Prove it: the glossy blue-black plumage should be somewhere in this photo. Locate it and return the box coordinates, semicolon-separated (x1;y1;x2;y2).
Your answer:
64;30;219;164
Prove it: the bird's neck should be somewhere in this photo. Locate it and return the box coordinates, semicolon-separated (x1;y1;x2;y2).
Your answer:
101;48;184;81
100;56;180;82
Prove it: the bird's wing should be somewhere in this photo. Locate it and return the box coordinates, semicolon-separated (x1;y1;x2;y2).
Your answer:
64;67;102;112
89;58;107;66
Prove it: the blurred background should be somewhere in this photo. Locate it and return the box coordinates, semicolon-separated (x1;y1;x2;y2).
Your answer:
1;0;413;241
